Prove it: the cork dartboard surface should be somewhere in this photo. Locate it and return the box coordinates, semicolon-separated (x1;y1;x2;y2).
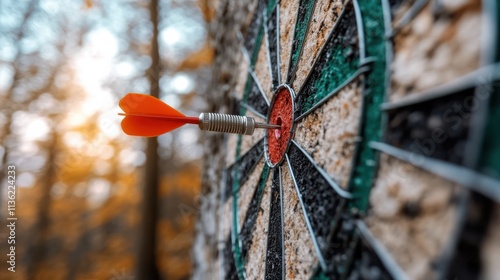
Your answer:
215;0;500;279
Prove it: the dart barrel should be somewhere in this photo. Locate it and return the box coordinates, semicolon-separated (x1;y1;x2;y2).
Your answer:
198;113;255;135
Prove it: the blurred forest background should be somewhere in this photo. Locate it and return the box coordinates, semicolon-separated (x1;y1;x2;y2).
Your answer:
0;0;215;279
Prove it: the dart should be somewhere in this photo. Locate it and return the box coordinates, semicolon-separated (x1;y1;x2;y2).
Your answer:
118;93;280;137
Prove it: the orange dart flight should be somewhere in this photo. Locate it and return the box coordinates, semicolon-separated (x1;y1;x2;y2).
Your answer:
119;93;199;137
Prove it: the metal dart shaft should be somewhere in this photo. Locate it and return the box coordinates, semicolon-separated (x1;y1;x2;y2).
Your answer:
255;122;281;129
198;113;280;135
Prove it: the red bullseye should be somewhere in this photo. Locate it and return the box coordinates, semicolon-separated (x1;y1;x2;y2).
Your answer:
265;84;295;167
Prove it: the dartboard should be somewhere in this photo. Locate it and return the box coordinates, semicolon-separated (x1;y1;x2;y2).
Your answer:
219;0;500;279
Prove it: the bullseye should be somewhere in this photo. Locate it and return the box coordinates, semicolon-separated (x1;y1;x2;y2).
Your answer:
265;84;295;167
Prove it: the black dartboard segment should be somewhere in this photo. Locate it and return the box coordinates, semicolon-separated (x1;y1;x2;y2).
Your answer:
223;237;238;280
295;3;360;118
244;0;270;55
266;4;280;89
385;88;475;165
264;167;284;279
224;139;264;203
242;72;269;117
286;0;316;85
239;165;270;259
286;142;348;266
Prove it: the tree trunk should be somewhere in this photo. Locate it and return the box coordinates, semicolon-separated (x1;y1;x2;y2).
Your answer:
27;132;58;280
135;0;161;278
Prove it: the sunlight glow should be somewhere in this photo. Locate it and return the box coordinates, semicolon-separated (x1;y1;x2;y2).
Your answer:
63;131;86;149
171;73;194;94
72;28;118;121
62;112;87;128
119;148;146;167
18;142;39;155
115;61;137;78
98;112;122;139
87;178;111;207
160;27;182;47
26;118;51;141
0;65;13;92
12;111;51;142
18;172;35;188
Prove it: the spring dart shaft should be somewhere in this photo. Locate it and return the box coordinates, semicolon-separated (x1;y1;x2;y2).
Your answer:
198;113;280;135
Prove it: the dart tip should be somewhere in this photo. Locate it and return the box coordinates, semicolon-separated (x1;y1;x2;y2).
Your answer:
255;122;281;129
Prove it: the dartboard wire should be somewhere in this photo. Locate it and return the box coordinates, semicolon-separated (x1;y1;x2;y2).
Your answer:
238;165;271;260
355;221;409;280
370;141;500;202
230;153;266;280
235;161;271;278
481;0;499;66
275;3;281;86
294;0;352;98
244;0;270;56
380;63;500;111
236;38;271;112
232;149;265;196
353;0;366;64
286;0;319;85
219;170;233;280
239;16;272;116
237;35;252;65
381;0;394;39
381;0;394;140
264;1;281;89
224;139;265;203
294;66;369;122
436;188;472;279
238;33;269;119
284;154;328;272
227;138;264;172
290;140;353;199
389;0;429;37
279;166;285;280
231;164;246;279
225;150;265;207
240;102;267;120
249;67;271;106
263;6;271;87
